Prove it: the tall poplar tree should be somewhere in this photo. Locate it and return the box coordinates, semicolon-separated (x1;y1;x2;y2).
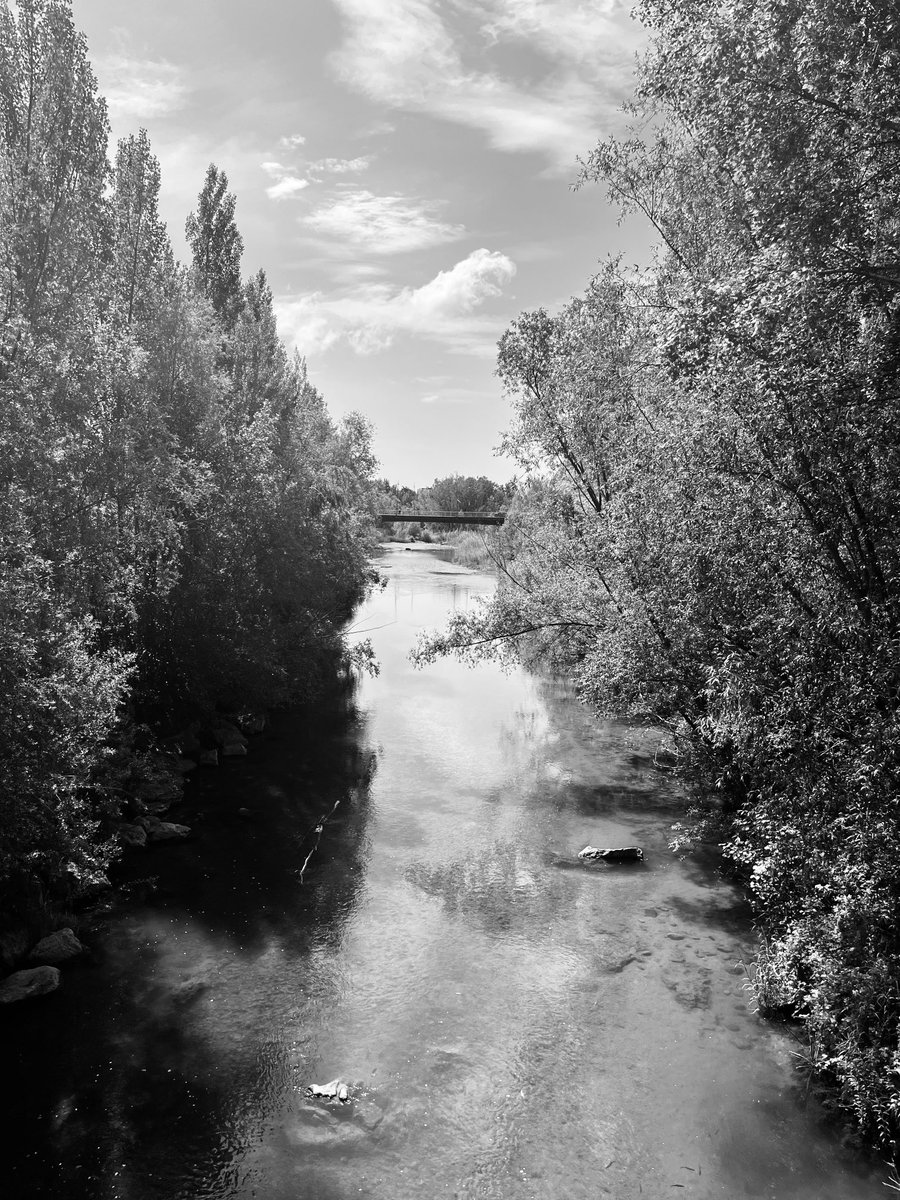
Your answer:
185;163;244;330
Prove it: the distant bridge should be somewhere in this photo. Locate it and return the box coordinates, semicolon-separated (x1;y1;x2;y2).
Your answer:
378;510;506;527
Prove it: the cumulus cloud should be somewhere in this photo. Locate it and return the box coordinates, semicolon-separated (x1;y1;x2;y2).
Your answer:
279;133;307;148
275;247;516;357
303;190;465;255
329;0;641;171
98;55;188;120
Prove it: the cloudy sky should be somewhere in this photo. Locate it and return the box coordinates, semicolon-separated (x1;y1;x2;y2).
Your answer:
73;0;651;487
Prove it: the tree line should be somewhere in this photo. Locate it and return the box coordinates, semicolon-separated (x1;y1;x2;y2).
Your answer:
0;2;375;903
376;473;512;516
417;0;900;1148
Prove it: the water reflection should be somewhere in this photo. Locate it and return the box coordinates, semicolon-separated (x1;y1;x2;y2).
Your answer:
0;544;889;1200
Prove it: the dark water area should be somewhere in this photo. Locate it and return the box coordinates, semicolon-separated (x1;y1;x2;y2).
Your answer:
0;544;888;1199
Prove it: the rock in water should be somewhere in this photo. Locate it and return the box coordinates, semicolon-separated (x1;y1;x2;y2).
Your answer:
119;822;148;849
307;1078;351;1103
0;965;61;1003
28;928;84;964
578;846;644;864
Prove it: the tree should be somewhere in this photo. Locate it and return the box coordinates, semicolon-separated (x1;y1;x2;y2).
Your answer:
110;128;169;328
185;163;244;329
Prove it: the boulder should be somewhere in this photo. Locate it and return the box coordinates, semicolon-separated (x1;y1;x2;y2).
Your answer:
221;740;247;757
198;749;219;768
307;1078;351;1103
119;822;148;849
0;965;60;1004
138;815;191;842
209;721;248;751
29;928;84;965
578;846;644;864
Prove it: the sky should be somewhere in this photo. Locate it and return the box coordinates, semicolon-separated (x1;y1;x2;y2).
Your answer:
72;0;652;488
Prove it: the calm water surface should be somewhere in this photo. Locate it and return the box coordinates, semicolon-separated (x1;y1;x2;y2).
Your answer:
1;545;887;1198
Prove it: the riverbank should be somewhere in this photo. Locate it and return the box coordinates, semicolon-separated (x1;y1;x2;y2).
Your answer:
0;546;888;1200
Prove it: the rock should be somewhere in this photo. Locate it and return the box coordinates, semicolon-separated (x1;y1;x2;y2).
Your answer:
578;846;644;864
138;815;191;842
28;928;84;965
209;721;248;751
221;740;247;757
198;749;219;767
119;822;148;849
0;965;61;1004
307;1078;351;1103
234;711;266;735
149;820;191;842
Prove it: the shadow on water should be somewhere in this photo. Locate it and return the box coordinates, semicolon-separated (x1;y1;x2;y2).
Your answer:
0;696;377;1200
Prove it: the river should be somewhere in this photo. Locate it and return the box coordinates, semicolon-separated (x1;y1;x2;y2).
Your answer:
1;544;888;1199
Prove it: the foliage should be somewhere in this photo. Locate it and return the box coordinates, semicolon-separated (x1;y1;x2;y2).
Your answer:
0;0;377;903
417;0;900;1148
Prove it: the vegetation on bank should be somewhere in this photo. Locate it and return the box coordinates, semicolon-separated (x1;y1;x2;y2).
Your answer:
0;2;376;911
416;0;900;1150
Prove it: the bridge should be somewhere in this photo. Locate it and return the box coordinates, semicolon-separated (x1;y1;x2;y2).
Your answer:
378;510;506;527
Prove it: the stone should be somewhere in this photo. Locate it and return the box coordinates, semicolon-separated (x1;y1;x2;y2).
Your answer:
29;928;84;965
198;749;219;767
578;846;644;864
235;711;266;735
148;820;191;842
221;741;247;757
138;815;191;842
209;721;248;750
0;965;60;1004
307;1078;351;1103
119;822;148;849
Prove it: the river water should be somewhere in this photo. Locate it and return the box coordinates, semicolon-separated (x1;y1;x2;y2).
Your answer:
1;545;888;1199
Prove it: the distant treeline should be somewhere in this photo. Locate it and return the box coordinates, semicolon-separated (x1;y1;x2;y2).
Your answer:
417;0;900;1149
376;473;513;515
0;2;376;899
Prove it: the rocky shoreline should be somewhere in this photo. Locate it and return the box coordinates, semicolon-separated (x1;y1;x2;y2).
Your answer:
0;709;267;1006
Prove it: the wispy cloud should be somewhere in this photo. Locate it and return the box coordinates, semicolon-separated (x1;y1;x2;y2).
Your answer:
329;0;641;172
303;190;465;255
308;155;372;175
261;160;310;201
276;247;516;357
279;133;307;149
98;55;188;120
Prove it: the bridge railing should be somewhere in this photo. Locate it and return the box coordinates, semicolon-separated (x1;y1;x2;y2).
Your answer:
377;510;505;526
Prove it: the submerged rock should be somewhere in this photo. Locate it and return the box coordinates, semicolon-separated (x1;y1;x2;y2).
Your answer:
0;965;60;1004
578;846;644;864
28;928;84;965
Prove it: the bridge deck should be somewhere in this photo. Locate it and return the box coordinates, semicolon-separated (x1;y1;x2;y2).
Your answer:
378;511;505;526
